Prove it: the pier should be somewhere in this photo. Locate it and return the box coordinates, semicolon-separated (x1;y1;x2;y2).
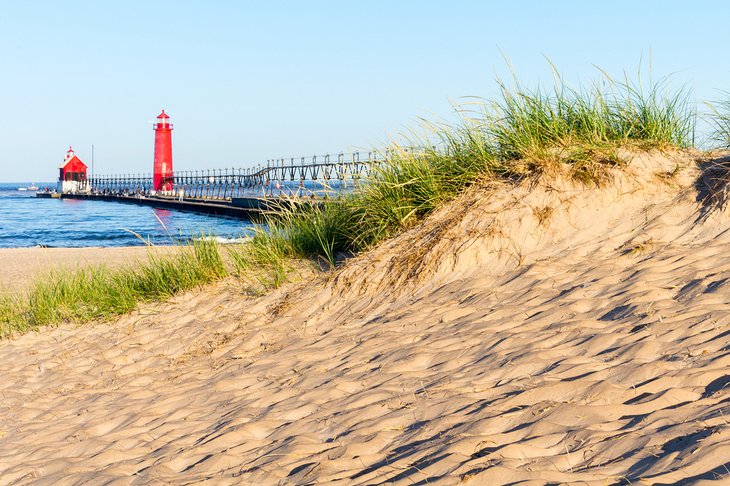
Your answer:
59;193;266;219
53;149;411;219
45;110;422;220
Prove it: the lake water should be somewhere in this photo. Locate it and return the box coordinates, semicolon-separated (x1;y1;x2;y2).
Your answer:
0;182;254;248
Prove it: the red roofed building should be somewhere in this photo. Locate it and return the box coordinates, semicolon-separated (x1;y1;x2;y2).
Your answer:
58;146;88;193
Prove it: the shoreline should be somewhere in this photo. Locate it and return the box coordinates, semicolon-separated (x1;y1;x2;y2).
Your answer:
0;246;179;294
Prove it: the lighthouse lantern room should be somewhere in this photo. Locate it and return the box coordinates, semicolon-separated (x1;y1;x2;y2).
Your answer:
153;109;174;192
58;146;88;193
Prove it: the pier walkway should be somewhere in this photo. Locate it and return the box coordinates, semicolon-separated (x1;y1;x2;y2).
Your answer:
60;193;272;219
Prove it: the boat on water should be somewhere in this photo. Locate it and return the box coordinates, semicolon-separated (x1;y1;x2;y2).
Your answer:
17;183;38;191
35;190;60;199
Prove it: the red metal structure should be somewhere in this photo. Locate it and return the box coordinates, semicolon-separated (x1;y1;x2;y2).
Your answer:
58;146;88;193
153;109;173;192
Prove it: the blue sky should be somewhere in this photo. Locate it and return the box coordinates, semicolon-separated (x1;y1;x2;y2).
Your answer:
1;0;728;182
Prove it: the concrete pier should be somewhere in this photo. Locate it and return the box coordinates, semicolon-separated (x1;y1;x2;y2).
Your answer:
60;193;271;220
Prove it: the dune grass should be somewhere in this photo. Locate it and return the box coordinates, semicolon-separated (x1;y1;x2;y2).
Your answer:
0;238;227;337
708;91;730;149
228;201;352;289
488;71;695;165
346;139;501;249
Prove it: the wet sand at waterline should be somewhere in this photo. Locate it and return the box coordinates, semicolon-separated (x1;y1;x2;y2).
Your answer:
0;246;179;293
1;151;730;483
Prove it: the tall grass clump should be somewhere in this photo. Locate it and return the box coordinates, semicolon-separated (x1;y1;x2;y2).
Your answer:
24;266;138;326
0;293;25;337
0;237;227;336
230;227;292;289
488;69;695;167
230;201;353;288
131;237;227;299
708;91;730;149
346;133;501;249
609;75;695;148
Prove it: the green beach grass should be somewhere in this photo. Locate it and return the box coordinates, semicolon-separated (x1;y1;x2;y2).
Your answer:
0;65;719;337
708;91;730;148
0;238;227;337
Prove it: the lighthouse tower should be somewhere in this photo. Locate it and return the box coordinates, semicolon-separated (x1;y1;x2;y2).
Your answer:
153;109;173;192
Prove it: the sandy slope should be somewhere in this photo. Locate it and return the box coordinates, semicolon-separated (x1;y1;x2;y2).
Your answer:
1;150;730;484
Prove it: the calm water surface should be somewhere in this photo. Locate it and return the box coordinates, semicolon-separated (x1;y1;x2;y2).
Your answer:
0;182;253;248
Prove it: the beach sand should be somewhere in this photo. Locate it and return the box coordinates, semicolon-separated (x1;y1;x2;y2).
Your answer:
1;150;729;483
0;246;178;294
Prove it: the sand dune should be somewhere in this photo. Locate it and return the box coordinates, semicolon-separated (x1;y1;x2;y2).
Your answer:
1;150;730;484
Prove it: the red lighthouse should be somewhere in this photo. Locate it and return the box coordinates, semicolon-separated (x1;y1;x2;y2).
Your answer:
153;109;173;192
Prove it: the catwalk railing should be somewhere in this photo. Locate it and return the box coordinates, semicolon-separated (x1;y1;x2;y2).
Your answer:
86;149;415;199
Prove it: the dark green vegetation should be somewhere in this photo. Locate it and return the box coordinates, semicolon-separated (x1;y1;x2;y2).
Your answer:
0;239;227;337
4;68;727;337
